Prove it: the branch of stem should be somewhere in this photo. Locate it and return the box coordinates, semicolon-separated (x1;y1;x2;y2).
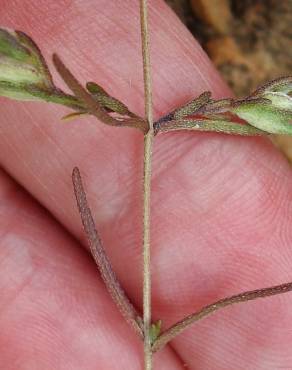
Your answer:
154;119;267;136
152;281;292;352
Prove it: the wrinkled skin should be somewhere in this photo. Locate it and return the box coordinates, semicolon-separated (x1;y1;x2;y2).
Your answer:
1;1;292;369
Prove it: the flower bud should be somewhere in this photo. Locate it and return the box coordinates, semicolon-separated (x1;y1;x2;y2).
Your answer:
0;28;54;100
232;77;292;134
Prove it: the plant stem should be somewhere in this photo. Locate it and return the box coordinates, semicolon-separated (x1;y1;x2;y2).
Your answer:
152;280;292;352
142;132;154;370
154;118;267;136
140;0;154;369
41;89;86;110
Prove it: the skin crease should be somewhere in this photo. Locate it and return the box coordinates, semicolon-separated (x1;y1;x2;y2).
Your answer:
0;0;292;369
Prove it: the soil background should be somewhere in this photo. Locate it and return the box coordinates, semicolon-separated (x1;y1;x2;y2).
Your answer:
165;0;292;160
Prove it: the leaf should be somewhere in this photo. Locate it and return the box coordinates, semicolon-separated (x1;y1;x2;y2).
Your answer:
86;81;134;116
250;76;292;97
150;320;162;344
72;167;144;337
173;91;211;119
61;111;88;121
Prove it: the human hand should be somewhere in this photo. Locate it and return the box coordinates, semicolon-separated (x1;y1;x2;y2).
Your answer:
1;1;292;369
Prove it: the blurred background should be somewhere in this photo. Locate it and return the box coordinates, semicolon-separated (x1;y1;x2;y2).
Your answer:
165;0;292;160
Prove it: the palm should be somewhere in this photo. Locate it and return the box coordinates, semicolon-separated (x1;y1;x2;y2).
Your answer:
1;1;292;369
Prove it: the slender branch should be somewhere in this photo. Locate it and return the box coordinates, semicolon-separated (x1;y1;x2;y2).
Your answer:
152;281;292;352
53;54;147;132
72;167;143;337
154;118;268;136
140;0;154;369
38;88;86;110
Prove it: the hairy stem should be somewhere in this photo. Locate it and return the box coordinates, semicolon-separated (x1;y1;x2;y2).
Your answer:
72;167;143;337
154;119;267;136
142;132;154;369
152;281;292;352
39;89;86;110
140;0;154;369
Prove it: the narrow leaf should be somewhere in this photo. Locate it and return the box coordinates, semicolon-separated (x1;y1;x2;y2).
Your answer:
152;281;292;352
86;81;136;117
174;91;211;119
61;111;88;121
250;76;292;97
72;167;143;337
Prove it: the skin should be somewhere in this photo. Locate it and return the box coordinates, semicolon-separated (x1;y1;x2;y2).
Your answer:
1;0;292;369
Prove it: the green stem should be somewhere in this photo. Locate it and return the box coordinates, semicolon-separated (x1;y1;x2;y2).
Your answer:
43;89;86;110
0;82;85;110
